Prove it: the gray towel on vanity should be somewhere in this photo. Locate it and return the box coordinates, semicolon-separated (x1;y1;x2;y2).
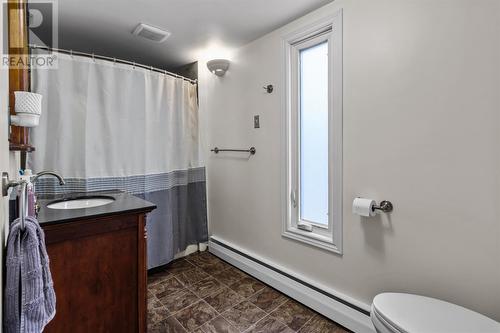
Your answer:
4;216;56;333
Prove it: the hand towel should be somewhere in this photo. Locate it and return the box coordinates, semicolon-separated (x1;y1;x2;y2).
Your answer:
4;216;56;333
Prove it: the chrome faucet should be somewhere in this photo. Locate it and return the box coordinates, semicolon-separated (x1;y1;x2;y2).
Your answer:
31;171;66;216
32;171;66;186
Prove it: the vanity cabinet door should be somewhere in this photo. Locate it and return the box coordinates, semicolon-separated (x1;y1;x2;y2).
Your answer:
42;213;147;333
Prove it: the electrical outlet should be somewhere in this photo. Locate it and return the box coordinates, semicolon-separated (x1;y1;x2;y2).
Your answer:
254;115;260;128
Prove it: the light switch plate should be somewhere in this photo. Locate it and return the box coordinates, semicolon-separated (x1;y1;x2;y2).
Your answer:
254;115;260;128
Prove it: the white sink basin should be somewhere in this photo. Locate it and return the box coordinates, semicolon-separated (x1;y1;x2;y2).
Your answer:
47;197;115;210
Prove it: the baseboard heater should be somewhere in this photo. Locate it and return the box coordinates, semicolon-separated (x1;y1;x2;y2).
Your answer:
209;236;375;333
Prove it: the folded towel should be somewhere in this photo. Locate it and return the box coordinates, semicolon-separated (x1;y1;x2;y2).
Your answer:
4;216;56;333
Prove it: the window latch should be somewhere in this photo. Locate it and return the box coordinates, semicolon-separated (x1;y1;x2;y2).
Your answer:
298;222;313;232
290;190;297;208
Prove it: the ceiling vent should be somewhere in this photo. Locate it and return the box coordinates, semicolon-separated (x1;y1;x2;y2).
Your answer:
132;23;171;43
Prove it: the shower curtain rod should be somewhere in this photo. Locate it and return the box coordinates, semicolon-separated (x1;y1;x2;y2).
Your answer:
29;44;198;84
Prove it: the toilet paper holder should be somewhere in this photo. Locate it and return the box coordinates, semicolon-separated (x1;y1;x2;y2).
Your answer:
373;200;394;213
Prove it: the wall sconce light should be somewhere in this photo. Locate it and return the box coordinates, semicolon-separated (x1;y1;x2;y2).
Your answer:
207;59;230;77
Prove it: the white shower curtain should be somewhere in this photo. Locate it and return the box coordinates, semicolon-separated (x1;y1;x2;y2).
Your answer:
28;52;208;268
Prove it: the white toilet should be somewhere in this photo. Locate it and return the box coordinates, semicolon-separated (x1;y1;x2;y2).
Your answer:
371;293;500;333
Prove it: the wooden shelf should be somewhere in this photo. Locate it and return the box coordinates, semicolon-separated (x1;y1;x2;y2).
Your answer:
9;142;35;152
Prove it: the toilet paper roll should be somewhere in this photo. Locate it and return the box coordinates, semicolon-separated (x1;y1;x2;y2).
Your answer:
353;198;376;217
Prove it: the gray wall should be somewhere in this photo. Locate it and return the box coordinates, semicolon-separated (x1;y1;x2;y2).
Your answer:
199;0;500;321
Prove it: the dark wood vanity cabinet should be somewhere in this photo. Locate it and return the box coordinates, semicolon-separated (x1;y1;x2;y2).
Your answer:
41;211;151;333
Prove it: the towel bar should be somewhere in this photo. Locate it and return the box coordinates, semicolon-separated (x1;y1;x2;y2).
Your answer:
211;147;256;155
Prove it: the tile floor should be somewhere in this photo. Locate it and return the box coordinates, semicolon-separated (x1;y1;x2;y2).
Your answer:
148;251;350;333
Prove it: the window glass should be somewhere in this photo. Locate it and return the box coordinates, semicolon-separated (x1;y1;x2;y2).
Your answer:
299;41;329;225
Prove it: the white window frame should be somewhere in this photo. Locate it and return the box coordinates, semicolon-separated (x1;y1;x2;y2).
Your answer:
281;10;343;254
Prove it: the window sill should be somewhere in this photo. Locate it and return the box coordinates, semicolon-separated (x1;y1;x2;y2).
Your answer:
282;227;342;254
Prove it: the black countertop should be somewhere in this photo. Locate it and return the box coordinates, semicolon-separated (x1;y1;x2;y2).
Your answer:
36;190;157;226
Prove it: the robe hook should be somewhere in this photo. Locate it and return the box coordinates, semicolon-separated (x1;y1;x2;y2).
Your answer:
263;84;274;93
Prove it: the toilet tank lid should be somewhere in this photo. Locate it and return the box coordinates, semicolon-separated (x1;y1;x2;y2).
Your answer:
372;293;500;333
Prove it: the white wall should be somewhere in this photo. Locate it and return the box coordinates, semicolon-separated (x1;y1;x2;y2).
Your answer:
0;4;7;326
0;46;5;333
199;0;500;321
0;5;22;324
